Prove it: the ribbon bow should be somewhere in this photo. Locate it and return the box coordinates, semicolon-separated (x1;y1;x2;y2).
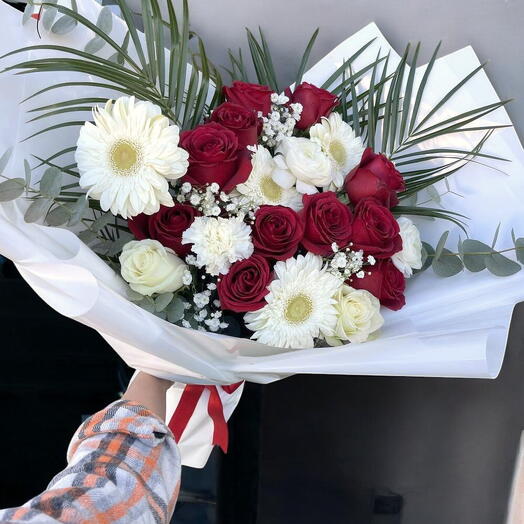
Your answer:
168;382;242;453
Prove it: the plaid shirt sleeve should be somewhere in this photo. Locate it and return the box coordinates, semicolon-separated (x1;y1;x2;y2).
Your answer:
0;400;181;523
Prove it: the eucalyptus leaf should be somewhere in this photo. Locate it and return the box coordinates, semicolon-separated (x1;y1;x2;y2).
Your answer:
515;238;524;264
167;297;185;323
97;6;113;34
485;252;521;277
22;4;34;25
155;292;174;312
51;15;77;35
432;248;463;277
24;160;32;188
0;147;13;174
419;242;435;272
41;0;58;31
39;167;62;198
461;239;491;272
126;287;144;302
78;229;98;244
24;198;51;223
84;36;106;54
491;222;501;248
46;203;71;226
434;230;449;261
0;178;25;202
138;297;156;314
67;195;88;226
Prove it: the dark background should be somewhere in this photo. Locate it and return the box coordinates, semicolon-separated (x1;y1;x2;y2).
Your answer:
2;257;524;524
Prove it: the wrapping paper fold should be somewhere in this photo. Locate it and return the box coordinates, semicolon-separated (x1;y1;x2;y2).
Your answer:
0;1;523;467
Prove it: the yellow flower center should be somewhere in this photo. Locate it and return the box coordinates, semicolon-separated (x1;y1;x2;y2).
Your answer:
284;293;313;324
110;140;140;175
329;139;346;166
260;176;283;202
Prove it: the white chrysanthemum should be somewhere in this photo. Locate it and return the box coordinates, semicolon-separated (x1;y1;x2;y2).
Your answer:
392;217;423;277
272;137;332;195
309;112;365;189
235;146;302;210
76;96;189;219
245;253;341;349
181;216;254;276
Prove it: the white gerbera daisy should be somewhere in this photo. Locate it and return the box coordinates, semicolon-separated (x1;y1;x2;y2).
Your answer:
76;96;189;219
245;253;341;349
235;146;303;210
181;216;254;276
309;112;364;189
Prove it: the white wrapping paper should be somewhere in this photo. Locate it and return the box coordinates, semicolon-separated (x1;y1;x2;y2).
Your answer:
0;1;523;467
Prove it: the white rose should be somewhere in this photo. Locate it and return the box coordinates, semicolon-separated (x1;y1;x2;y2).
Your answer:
119;239;187;296
392;217;423;277
327;285;384;345
273;137;332;194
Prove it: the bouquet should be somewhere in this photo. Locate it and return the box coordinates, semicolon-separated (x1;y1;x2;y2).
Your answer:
1;0;523;466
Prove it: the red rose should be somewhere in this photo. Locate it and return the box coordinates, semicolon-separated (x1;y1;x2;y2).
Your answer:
344;148;405;208
128;204;201;257
209;102;259;149
180;122;252;192
217;254;271;313
351;198;402;258
223;81;273;116
252;205;303;261
289;82;338;130
350;259;406;310
299;191;353;255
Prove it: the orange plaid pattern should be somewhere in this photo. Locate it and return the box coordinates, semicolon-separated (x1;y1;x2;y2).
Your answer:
0;400;181;523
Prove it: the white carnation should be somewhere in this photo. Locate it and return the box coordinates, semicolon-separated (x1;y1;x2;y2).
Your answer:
272;137;332;194
327;285;384;345
120;239;187;296
392;217;423;277
181;216;254;276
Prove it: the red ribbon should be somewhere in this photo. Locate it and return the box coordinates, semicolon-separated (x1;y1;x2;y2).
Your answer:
168;382;242;453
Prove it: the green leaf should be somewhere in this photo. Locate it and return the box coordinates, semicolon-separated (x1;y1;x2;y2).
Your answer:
97;6;113;34
485;252;521;277
419;241;435;272
68;195;88;226
434;230;449;261
155;292;174;312
0;178;25;202
295;28;319;86
39;167;62;198
0;147;13;174
138;296;155;314
46;203;71;226
408;42;441;135
25;198;51;223
515;238;524;264
167;296;185;323
491;222;501;248
432;248;463;277
84;36;106;54
51;15;77;35
399;42;420;143
461;239;491;272
107;233;133;257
